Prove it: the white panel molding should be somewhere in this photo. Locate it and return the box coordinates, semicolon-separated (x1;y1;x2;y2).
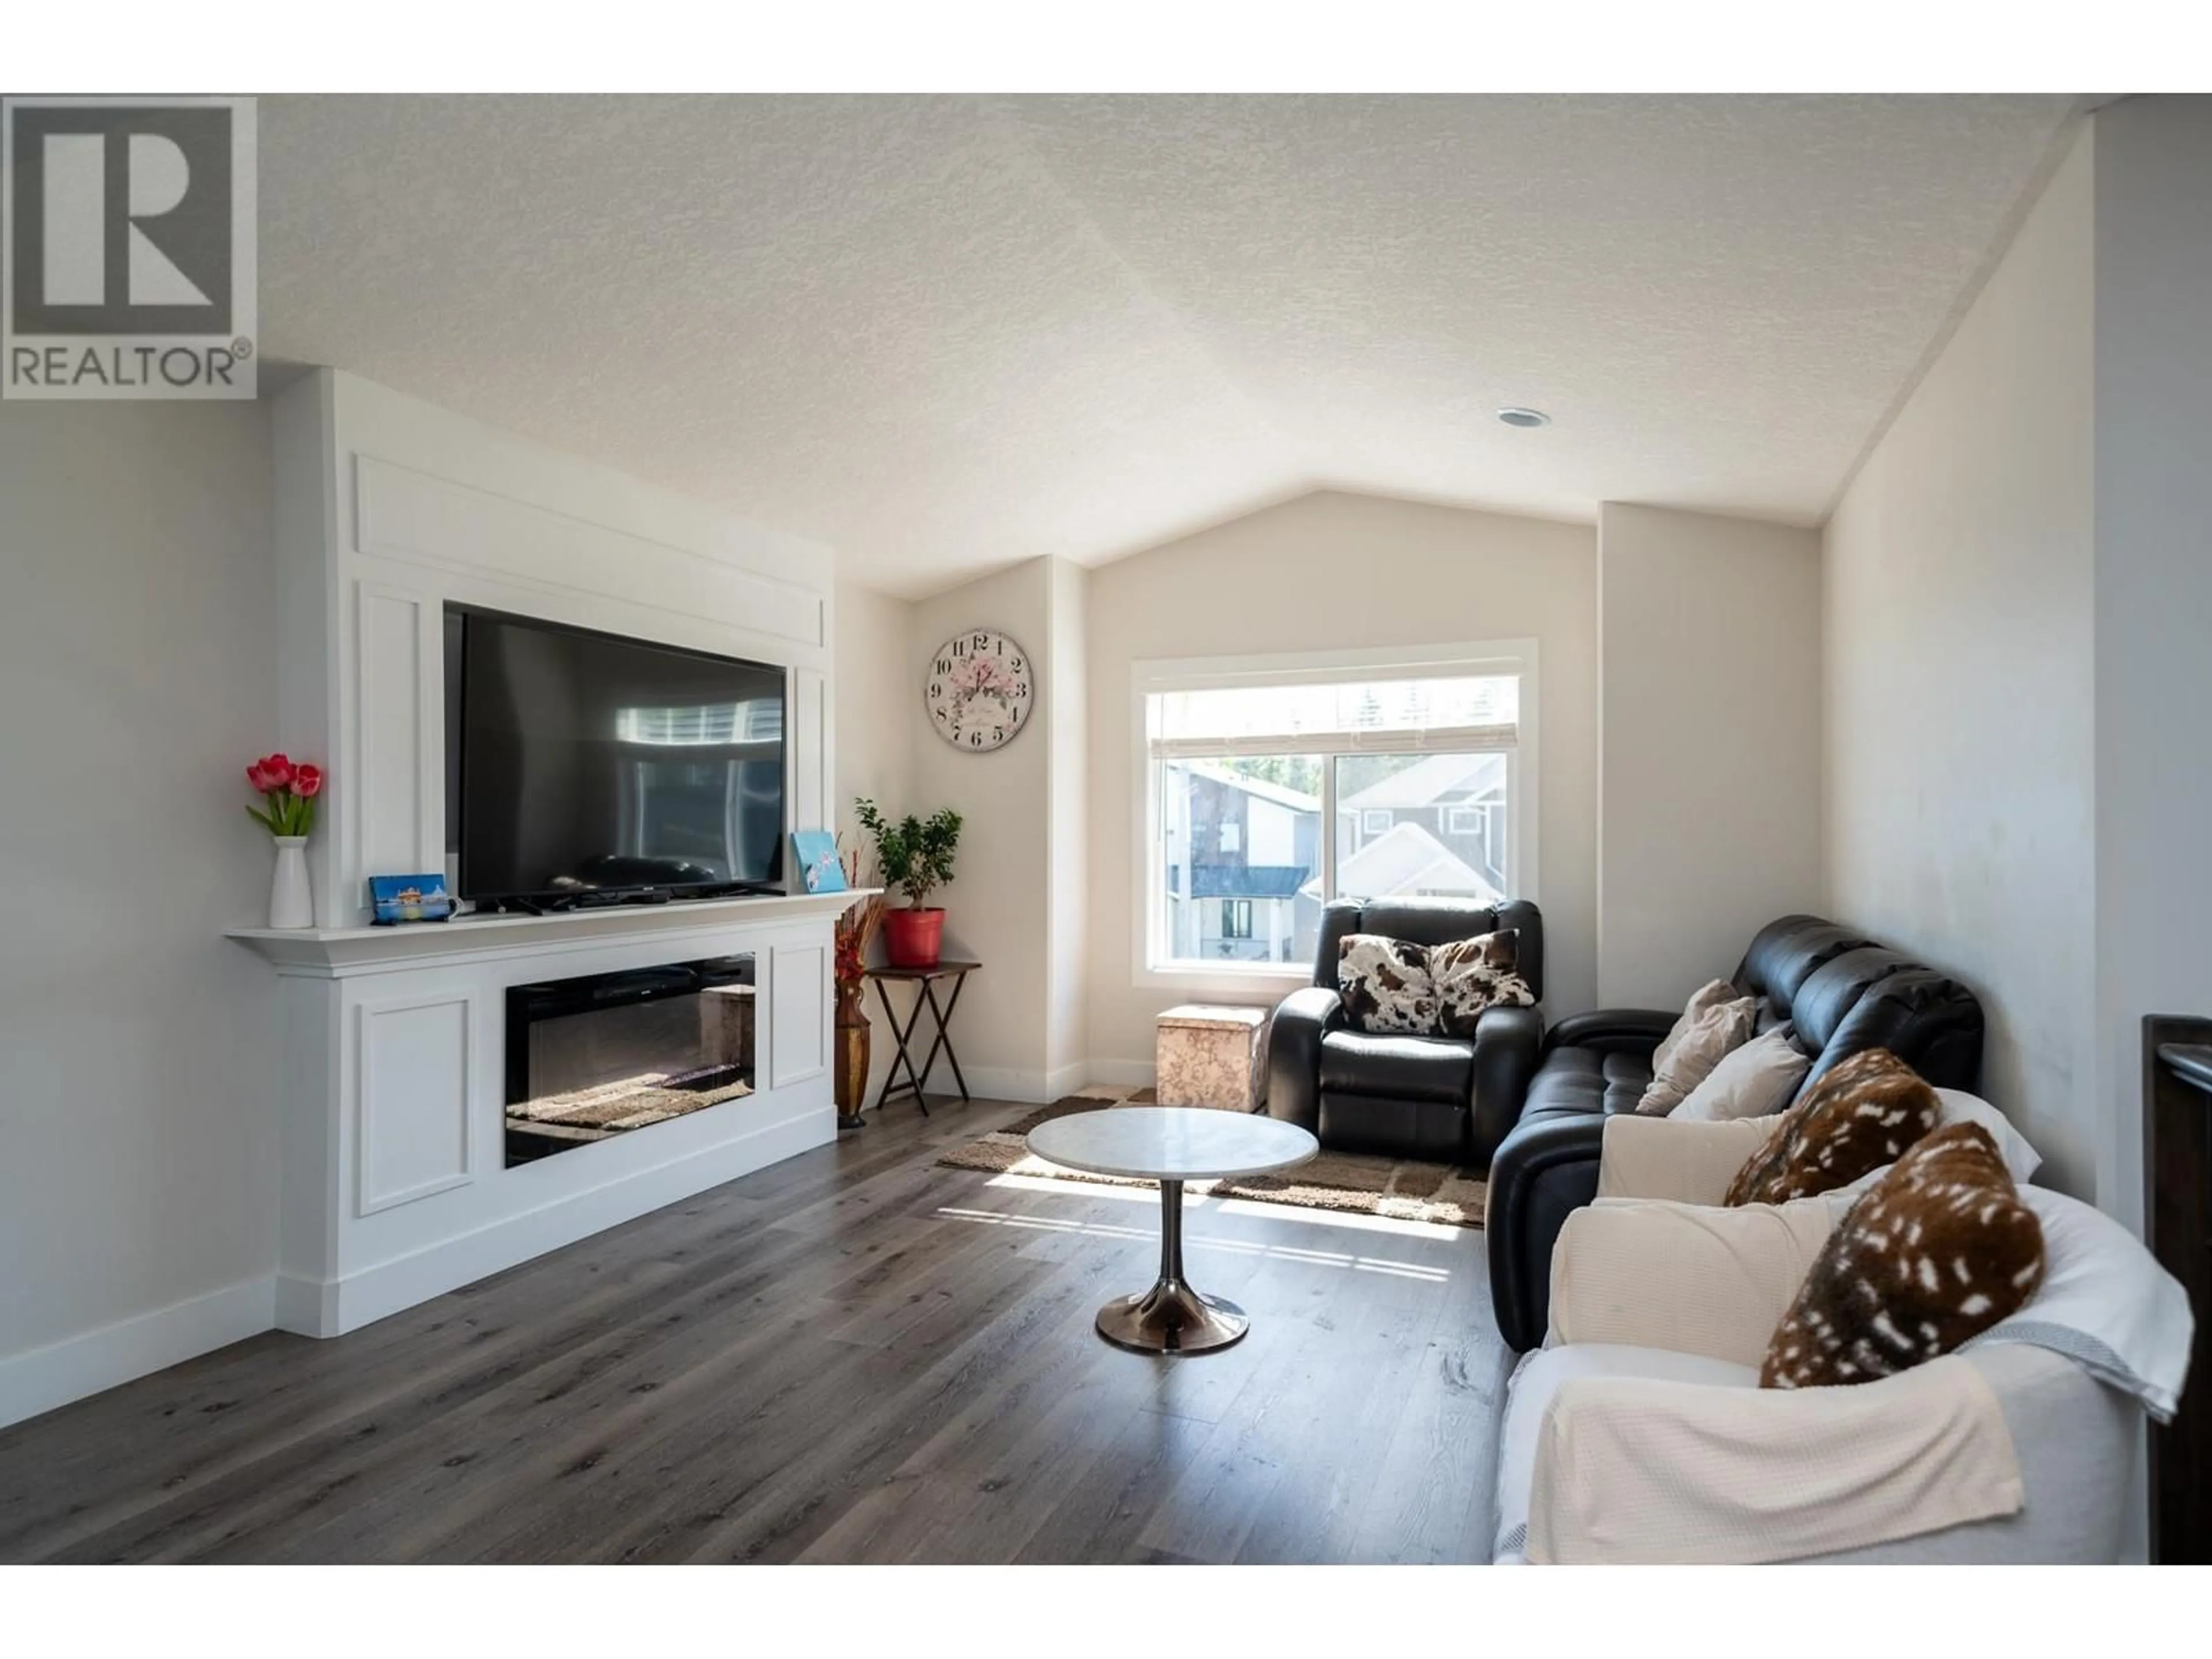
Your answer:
353;579;437;896
229;889;870;978
0;1274;276;1431
792;667;828;832
278;1104;829;1338
768;942;828;1090
355;455;825;652
355;991;476;1217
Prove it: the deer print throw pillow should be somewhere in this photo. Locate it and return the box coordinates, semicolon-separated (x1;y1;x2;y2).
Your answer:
1725;1048;1941;1206
1336;934;1440;1035
1761;1122;2046;1389
1429;929;1537;1037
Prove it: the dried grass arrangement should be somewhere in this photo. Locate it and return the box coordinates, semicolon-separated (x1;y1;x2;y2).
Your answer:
834;840;888;989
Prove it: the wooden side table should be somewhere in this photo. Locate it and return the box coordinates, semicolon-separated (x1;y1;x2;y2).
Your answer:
866;960;980;1115
1156;1004;1270;1112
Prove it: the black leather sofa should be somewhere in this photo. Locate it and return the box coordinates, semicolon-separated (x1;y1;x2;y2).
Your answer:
1484;914;1985;1352
1266;898;1544;1166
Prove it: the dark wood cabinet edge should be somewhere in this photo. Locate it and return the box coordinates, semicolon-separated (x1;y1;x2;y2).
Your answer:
2145;1016;2212;1565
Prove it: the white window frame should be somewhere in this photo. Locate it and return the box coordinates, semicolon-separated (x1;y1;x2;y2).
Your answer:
1445;804;1482;836
1131;638;1540;994
1359;808;1394;836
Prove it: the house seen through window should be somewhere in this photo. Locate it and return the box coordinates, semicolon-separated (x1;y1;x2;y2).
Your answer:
1144;660;1524;975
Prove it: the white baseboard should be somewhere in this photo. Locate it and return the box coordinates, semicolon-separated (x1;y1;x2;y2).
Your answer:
931;1059;1158;1101
0;1274;276;1431
1085;1058;1158;1090
277;1105;835;1338
956;1066;1056;1105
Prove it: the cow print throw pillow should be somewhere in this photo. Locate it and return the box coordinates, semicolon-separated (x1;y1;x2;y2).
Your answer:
1429;929;1536;1037
1761;1121;2046;1389
1336;934;1439;1035
1336;931;1534;1037
1725;1047;1941;1207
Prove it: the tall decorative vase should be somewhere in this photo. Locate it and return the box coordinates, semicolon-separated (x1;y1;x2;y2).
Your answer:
833;979;871;1131
268;836;314;930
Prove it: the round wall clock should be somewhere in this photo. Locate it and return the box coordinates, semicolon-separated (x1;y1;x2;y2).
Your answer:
926;628;1034;751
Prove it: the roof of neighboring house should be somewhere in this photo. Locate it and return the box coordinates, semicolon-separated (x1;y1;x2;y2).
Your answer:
1191;863;1312;900
1339;751;1507;812
1181;759;1320;812
1298;821;1503;905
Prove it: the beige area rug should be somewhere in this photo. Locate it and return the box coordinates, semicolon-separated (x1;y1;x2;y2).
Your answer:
938;1086;1487;1229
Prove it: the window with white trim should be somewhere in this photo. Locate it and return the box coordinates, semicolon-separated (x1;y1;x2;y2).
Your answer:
1137;646;1531;982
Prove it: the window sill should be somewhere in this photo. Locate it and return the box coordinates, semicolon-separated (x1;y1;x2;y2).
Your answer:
1134;960;1309;998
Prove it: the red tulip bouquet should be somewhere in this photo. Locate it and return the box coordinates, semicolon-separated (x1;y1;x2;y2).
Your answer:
244;753;325;838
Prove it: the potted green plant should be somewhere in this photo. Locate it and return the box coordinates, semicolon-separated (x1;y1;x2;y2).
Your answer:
853;798;963;968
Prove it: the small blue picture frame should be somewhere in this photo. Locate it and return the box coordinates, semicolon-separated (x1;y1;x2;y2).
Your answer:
790;830;847;893
369;873;457;925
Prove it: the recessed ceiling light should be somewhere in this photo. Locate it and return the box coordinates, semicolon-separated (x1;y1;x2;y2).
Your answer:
1497;407;1551;429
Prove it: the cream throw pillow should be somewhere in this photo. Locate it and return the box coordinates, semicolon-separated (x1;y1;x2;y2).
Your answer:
1638;995;1758;1115
1652;979;1740;1079
1671;1028;1810;1123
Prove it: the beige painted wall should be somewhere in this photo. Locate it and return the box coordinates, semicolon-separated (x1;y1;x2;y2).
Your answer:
2092;97;2212;1235
1597;503;1824;1007
1083;490;1600;1074
0;401;280;1398
832;579;918;1103
833;581;916;831
1824;129;2097;1197
907;559;1057;1096
1044;558;1090;1081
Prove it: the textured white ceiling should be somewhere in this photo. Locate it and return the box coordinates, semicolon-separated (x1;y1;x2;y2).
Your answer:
259;94;2074;596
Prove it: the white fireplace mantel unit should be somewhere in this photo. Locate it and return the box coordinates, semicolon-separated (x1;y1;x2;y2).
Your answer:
248;369;854;1339
228;890;864;977
233;893;869;1339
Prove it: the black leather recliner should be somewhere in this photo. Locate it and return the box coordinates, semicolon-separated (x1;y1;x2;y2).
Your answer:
1266;898;1544;1166
1483;913;1986;1352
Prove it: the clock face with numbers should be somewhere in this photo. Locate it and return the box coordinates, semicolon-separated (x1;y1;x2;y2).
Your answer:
926;629;1033;752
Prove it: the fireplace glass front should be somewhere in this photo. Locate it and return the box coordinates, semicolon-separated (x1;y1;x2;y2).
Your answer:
504;956;756;1166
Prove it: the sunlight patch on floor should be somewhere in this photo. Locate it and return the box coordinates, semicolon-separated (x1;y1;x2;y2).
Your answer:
1210;1197;1471;1241
977;1169;1475;1242
980;1171;1159;1204
934;1205;1451;1282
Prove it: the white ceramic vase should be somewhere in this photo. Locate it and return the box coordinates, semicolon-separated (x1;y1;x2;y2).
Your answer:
268;835;314;930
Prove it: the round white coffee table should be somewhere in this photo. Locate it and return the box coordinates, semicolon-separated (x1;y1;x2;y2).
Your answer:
1025;1107;1319;1355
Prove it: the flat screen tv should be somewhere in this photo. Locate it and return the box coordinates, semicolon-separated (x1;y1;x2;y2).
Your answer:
445;604;787;904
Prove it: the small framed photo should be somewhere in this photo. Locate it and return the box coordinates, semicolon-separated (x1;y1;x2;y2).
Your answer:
789;830;847;894
369;873;456;925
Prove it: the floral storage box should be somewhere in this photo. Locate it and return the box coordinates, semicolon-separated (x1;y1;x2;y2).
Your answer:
1154;1004;1270;1112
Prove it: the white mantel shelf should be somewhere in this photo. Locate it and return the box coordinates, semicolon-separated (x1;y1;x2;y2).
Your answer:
227;888;878;976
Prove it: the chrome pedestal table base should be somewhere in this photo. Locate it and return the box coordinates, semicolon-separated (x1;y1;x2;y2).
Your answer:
1094;1179;1248;1354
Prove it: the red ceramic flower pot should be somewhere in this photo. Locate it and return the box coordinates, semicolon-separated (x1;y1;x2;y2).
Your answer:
882;906;945;969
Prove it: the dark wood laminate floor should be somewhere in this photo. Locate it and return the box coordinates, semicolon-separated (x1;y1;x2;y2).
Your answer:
0;1100;1510;1564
